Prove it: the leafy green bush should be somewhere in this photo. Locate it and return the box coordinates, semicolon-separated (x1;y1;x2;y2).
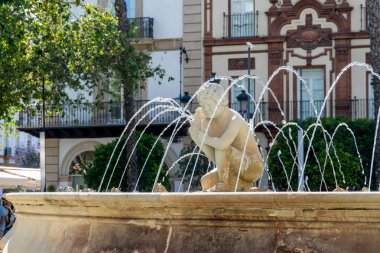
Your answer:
84;132;170;192
176;141;211;191
267;117;374;191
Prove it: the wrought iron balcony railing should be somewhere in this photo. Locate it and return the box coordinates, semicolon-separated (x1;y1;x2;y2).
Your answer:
128;17;154;38
17;100;184;129
17;99;375;130
223;11;258;38
230;98;376;126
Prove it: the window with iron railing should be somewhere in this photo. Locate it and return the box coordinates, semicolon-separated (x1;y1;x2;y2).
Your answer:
224;0;257;38
297;69;325;120
17;100;186;129
16;98;374;130
223;11;258;38
128;17;154;38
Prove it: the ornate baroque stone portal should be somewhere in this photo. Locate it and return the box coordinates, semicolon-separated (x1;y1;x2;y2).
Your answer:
286;14;332;65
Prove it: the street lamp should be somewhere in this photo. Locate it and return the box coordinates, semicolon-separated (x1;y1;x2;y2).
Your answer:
179;91;192;110
209;72;221;84
236;90;249;118
246;42;255;120
179;46;189;100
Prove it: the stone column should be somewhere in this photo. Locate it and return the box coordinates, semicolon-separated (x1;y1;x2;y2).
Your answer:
45;139;59;189
39;131;45;191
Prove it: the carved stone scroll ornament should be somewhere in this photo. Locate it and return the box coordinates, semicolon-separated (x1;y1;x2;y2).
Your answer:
286;14;332;51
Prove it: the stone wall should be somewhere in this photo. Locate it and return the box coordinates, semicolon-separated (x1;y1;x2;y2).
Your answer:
3;192;380;253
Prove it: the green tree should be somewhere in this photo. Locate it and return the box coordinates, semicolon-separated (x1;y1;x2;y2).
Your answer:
367;0;380;189
0;0;164;122
84;132;170;192
0;0;168;191
268;117;374;191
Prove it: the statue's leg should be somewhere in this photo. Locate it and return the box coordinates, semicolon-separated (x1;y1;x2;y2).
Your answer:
213;149;232;191
234;178;253;191
230;147;264;191
241;157;264;183
200;168;218;191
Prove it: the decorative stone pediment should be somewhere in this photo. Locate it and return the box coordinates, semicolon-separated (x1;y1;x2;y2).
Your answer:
286;14;332;51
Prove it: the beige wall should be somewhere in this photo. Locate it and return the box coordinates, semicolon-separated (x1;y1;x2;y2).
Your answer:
183;0;203;95
351;47;371;100
212;43;269;102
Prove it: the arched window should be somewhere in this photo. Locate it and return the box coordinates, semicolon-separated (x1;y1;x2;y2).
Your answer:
69;151;94;190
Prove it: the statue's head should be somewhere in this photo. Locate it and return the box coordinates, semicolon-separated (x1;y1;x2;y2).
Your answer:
197;82;228;107
197;82;228;118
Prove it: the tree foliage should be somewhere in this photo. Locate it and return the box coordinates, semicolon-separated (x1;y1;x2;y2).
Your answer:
83;132;170;192
0;0;166;125
267;117;374;191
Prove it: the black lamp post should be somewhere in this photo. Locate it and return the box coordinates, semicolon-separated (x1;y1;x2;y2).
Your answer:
246;42;254;120
180;91;192;110
179;46;189;99
236;90;249;118
209;72;221;84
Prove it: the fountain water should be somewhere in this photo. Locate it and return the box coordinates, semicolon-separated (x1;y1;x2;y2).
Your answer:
3;62;380;253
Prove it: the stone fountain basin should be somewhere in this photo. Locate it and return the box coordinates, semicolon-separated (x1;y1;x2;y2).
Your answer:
2;192;380;253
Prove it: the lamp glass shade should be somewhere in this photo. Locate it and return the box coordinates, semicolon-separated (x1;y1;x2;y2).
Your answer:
236;90;249;112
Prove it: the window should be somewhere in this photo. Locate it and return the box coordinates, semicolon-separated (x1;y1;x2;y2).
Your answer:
230;0;254;37
70;151;94;190
126;0;135;18
106;84;124;124
98;0;108;9
98;0;113;12
232;0;253;13
297;69;324;119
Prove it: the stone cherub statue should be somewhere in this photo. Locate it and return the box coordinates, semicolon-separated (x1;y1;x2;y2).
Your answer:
188;82;263;191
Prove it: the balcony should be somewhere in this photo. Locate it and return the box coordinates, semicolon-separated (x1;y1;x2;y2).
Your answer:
128;17;154;39
17;99;374;139
17;100;187;138
230;98;375;127
223;12;258;38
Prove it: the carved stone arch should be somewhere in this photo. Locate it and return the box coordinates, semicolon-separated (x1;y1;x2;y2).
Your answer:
268;0;352;36
60;141;101;176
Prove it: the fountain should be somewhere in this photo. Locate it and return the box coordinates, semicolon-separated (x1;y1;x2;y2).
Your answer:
2;62;380;252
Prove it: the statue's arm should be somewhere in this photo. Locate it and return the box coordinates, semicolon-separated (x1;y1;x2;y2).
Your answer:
201;116;241;150
192;139;216;163
188;121;216;163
